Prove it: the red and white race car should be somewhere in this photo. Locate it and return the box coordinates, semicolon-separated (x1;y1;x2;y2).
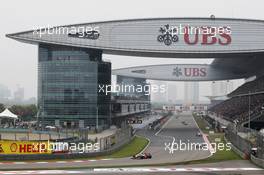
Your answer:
131;153;152;160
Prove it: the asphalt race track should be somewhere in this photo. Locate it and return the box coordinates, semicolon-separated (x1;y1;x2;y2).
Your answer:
0;112;210;170
0;112;262;175
136;112;212;164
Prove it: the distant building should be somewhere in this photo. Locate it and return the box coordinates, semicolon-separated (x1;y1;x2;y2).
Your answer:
211;80;234;96
150;80;167;103
184;82;199;105
25;97;37;105
115;75;150;101
111;75;151;127
167;82;177;103
13;85;24;102
0;84;11;102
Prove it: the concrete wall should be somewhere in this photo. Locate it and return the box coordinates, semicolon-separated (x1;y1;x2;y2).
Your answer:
251;154;264;168
0;136;134;161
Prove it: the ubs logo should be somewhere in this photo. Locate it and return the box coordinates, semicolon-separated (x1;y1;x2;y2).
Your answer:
172;67;182;77
173;67;207;77
157;24;179;46
157;25;231;46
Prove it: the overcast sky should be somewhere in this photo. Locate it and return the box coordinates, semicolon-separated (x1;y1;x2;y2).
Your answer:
0;0;263;100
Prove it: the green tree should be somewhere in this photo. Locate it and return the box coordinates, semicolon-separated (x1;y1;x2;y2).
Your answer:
10;104;37;121
0;103;4;112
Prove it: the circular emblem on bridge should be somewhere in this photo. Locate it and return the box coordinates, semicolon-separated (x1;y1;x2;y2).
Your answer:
157;24;179;46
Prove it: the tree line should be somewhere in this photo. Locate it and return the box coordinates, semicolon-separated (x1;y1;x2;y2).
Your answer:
0;104;37;121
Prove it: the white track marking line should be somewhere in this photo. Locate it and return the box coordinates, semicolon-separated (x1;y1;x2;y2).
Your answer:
136;115;173;155
154;115;173;136
0;167;262;174
93;167;263;172
100;158;112;161
192;114;214;156
13;162;26;164
72;160;85;163
0;158;112;165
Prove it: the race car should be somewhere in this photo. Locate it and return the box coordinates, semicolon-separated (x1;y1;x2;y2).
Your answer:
196;132;202;137
182;121;188;125
131;153;152;160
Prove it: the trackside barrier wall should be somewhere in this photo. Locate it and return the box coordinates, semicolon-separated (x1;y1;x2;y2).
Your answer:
224;136;250;159
152;114;171;130
225;123;264;168
251;154;264;168
225;124;252;158
0;127;133;161
206;114;264;167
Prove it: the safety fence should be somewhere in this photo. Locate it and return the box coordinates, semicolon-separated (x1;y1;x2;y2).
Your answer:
225;123;264;159
99;126;132;151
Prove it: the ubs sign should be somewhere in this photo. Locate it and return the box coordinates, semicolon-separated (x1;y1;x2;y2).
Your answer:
158;24;232;46
173;67;207;77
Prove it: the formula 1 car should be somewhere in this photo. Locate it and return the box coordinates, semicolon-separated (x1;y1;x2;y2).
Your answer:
131;153;152;160
196;132;202;137
182;121;188;125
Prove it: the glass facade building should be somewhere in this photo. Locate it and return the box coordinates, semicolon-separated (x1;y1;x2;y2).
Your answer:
116;75;150;101
38;44;111;129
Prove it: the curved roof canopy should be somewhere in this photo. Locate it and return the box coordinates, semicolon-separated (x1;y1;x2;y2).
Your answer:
0;109;18;119
6;18;264;80
6;18;264;58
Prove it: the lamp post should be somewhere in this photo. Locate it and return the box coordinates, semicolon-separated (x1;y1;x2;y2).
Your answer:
96;107;98;132
36;109;39;129
248;91;251;130
87;126;89;142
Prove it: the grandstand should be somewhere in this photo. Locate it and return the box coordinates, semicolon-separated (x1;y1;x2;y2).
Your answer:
228;76;264;97
209;76;264;129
